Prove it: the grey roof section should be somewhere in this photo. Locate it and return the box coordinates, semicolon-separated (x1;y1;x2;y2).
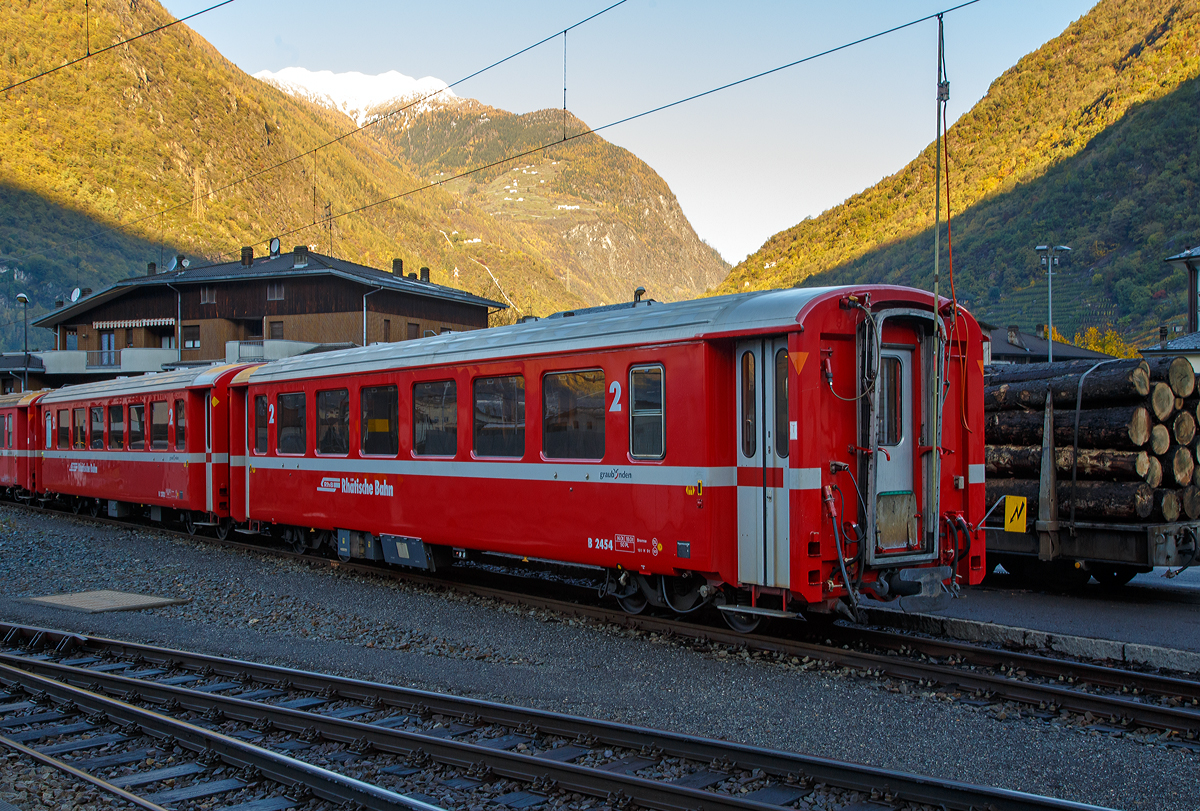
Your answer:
986;326;1112;362
1142;331;1200;354
37;363;232;404
0;354;45;371
33;249;505;329
1165;246;1200;263
248;287;848;385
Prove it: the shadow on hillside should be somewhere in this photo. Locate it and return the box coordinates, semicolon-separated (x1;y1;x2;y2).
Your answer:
0;182;172;352
801;74;1200;336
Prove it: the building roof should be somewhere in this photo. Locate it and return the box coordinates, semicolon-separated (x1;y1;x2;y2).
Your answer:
246;285;934;384
986;325;1113;363
1141;331;1200;355
32;248;505;329
0;353;45;372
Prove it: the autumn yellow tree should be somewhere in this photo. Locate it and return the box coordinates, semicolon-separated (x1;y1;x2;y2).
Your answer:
1072;326;1141;358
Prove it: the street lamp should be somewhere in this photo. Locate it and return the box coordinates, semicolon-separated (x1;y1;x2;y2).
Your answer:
15;293;28;392
1035;244;1071;362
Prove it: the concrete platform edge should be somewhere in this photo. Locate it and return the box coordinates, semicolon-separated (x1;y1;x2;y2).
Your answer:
862;607;1200;674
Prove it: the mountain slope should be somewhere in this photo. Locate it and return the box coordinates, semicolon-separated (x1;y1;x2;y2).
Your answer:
720;0;1200;341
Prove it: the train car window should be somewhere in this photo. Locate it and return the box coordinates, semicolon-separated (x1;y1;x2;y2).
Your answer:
73;409;86;450
277;393;306;454
175;400;186;450
543;371;605;459
774;349;789;459
0;414;6;448
473;376;524;458
629;366;664;459
90;407;104;450
361;386;399;456
740;352;756;458
150;402;169;450
317;389;350;455
254;395;268;454
413;381;457;456
108;406;125;450
129;404;145;450
4;415;9;449
57;410;69;450
878;356;902;446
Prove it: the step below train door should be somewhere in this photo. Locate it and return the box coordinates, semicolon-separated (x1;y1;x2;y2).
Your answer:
735;337;791;588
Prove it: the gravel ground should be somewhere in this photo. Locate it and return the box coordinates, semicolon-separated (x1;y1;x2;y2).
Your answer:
0;505;1197;811
0;750;135;811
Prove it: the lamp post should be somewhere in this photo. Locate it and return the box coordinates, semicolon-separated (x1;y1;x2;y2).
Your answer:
1035;244;1071;362
15;293;28;392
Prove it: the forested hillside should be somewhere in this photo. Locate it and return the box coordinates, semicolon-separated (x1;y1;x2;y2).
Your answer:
721;0;1200;343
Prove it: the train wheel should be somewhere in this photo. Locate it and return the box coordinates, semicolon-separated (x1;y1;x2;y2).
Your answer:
182;511;197;536
616;590;648;615
285;528;307;555
1092;565;1137;588
714;592;761;634
215;519;233;540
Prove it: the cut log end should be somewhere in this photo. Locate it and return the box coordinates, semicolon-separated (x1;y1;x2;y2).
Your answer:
1149;424;1171;456
1150;382;1175;422
1145;456;1163;488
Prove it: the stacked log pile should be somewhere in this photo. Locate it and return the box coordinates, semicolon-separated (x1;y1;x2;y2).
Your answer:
984;356;1197;525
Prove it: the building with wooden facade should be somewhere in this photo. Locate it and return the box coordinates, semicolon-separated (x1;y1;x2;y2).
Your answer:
24;245;504;389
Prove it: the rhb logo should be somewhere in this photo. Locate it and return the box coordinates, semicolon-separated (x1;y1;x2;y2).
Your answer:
317;477;341;493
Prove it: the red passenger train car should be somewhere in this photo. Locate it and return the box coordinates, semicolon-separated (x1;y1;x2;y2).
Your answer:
35;365;247;530
0;391;44;498
227;286;985;625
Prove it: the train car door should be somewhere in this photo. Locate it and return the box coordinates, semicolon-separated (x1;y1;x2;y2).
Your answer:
735;337;790;588
874;348;917;554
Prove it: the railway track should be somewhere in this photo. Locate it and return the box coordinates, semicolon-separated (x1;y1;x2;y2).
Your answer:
9;500;1200;743
0;622;1111;811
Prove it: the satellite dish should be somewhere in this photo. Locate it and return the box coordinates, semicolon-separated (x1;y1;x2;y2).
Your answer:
181;259;191;268
167;256;178;271
269;237;281;256
70;288;81;302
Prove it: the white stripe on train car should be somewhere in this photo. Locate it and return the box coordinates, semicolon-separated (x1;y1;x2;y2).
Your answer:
790;467;822;490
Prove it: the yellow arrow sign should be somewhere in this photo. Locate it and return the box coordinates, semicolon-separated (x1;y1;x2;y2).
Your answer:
1004;495;1027;533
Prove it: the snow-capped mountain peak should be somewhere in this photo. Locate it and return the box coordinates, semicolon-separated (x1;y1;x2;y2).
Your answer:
254;67;457;126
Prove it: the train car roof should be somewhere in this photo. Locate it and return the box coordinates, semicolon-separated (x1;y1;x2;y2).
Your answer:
0;390;42;408
246;286;913;384
37;363;250;404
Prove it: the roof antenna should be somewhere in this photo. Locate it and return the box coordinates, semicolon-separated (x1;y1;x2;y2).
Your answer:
633;286;646;304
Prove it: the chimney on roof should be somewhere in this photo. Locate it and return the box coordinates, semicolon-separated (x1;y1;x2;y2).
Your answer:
241;246;254;267
81;288;91;296
1006;325;1024;348
420;266;430;283
392;258;403;275
176;254;186;269
54;298;63;309
147;262;157;276
408;272;417;280
293;245;308;269
1161;325;1171;348
1036;324;1046;340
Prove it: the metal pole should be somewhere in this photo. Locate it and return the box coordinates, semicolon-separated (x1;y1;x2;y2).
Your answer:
22;300;27;392
1048;247;1053;363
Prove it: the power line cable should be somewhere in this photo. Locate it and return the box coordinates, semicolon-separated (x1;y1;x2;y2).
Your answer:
0;0;237;95
8;0;629;263
276;0;983;241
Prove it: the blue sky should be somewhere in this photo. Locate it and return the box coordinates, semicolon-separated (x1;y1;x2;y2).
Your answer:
164;0;1099;264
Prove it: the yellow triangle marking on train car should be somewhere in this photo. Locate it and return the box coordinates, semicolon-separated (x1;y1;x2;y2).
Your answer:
791;351;808;375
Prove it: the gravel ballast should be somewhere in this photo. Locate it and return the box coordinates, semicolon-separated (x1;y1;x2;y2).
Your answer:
0;506;1197;810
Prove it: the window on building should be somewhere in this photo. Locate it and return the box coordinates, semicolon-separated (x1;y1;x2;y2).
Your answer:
161;333;176;350
182;325;200;350
175;399;186;450
276;393;306;454
267;282;284;301
269;321;284;340
57;410;69;449
317;389;349;455
65;329;78;351
473;376;524;457
150;402;169;450
543;371;605;459
254;395;268;454
413;380;457;456
90;407;104;450
630;366;665;459
200;285;216;304
247;320;263;339
361;385;398;456
72;408;86;449
128;404;145;450
407;322;420;341
108;405;124;450
383;319;391;343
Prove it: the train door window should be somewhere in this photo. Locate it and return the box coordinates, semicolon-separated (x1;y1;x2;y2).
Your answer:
150;402;169;450
90;407;104;450
473;376;524;457
629;366;664;459
56;410;69;449
740;352;756;457
276;393;306;454
254;395;268;454
4;415;10;448
361;385;399;456
108;406;124;449
72;409;86;449
543;371;605;459
129;404;145;450
175;399;186;450
413;381;457;456
0;415;5;448
878;356;902;445
317;389;350;455
774;349;789;458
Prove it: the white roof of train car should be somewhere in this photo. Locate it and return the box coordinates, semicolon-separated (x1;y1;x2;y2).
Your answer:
37;364;247;404
248;287;851;385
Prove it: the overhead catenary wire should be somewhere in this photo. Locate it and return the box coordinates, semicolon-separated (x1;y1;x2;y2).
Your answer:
276;0;984;244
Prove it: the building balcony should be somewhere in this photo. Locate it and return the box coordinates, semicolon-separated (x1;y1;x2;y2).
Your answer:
225;339;354;364
38;348;181;376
